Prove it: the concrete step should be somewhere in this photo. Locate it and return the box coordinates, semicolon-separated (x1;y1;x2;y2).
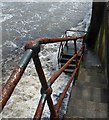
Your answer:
65;98;108;118
83;67;105;77
64;49;108;119
76;80;107;89
78;68;108;85
69;85;108;103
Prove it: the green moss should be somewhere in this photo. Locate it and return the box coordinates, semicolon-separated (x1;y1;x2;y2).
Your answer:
94;25;102;52
101;29;105;63
94;23;106;64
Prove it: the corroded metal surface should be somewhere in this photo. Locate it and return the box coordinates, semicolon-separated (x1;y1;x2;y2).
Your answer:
39;36;83;44
25;36;84;47
0;49;32;112
55;54;83;111
33;54;58;119
0;65;24;112
33;94;47;120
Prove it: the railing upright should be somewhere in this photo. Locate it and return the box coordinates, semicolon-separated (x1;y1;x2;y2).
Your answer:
32;53;59;119
82;35;85;61
74;38;78;80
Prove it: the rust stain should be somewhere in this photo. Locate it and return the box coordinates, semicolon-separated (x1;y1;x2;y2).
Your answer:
0;65;24;112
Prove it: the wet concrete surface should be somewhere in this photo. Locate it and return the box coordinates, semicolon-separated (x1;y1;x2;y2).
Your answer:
64;49;108;118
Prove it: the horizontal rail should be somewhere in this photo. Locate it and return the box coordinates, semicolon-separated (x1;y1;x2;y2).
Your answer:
55;54;83;111
39;37;83;44
25;36;84;50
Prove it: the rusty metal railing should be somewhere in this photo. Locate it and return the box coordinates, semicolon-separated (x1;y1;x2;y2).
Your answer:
0;35;85;119
58;29;86;68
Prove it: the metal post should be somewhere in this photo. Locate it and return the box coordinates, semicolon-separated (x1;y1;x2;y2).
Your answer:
33;94;47;120
74;39;78;80
32;54;59;120
55;68;78;111
82;35;85;61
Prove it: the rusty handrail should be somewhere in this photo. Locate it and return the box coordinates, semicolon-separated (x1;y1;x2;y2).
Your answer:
55;54;83;111
0;35;85;119
48;47;83;87
0;49;33;111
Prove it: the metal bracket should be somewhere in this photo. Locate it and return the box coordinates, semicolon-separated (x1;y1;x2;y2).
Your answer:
25;40;40;54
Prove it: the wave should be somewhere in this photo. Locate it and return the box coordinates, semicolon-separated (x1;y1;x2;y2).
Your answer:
67;7;92;37
0;13;13;23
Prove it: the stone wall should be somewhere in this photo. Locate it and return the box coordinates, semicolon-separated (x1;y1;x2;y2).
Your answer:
105;2;109;84
85;2;109;116
86;2;109;81
86;2;105;48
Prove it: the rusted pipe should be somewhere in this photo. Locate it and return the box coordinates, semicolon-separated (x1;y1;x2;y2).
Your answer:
27;41;58;119
0;66;24;112
25;37;84;49
82;36;85;61
47;96;59;120
55;54;83;111
34;94;47;120
39;37;82;44
74;39;77;54
0;49;32;112
32;54;58;119
32;54;48;90
19;49;33;68
48;47;83;87
55;68;78;111
74;39;78;79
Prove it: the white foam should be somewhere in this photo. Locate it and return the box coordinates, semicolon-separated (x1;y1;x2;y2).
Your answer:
3;41;18;48
0;14;13;23
0;2;13;23
68;6;92;36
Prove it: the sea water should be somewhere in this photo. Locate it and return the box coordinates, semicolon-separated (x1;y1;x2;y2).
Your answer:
0;1;92;118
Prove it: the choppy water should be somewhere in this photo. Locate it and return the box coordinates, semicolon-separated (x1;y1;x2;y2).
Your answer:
1;1;92;119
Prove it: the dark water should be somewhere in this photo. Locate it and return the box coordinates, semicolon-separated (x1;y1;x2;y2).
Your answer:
1;2;91;79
